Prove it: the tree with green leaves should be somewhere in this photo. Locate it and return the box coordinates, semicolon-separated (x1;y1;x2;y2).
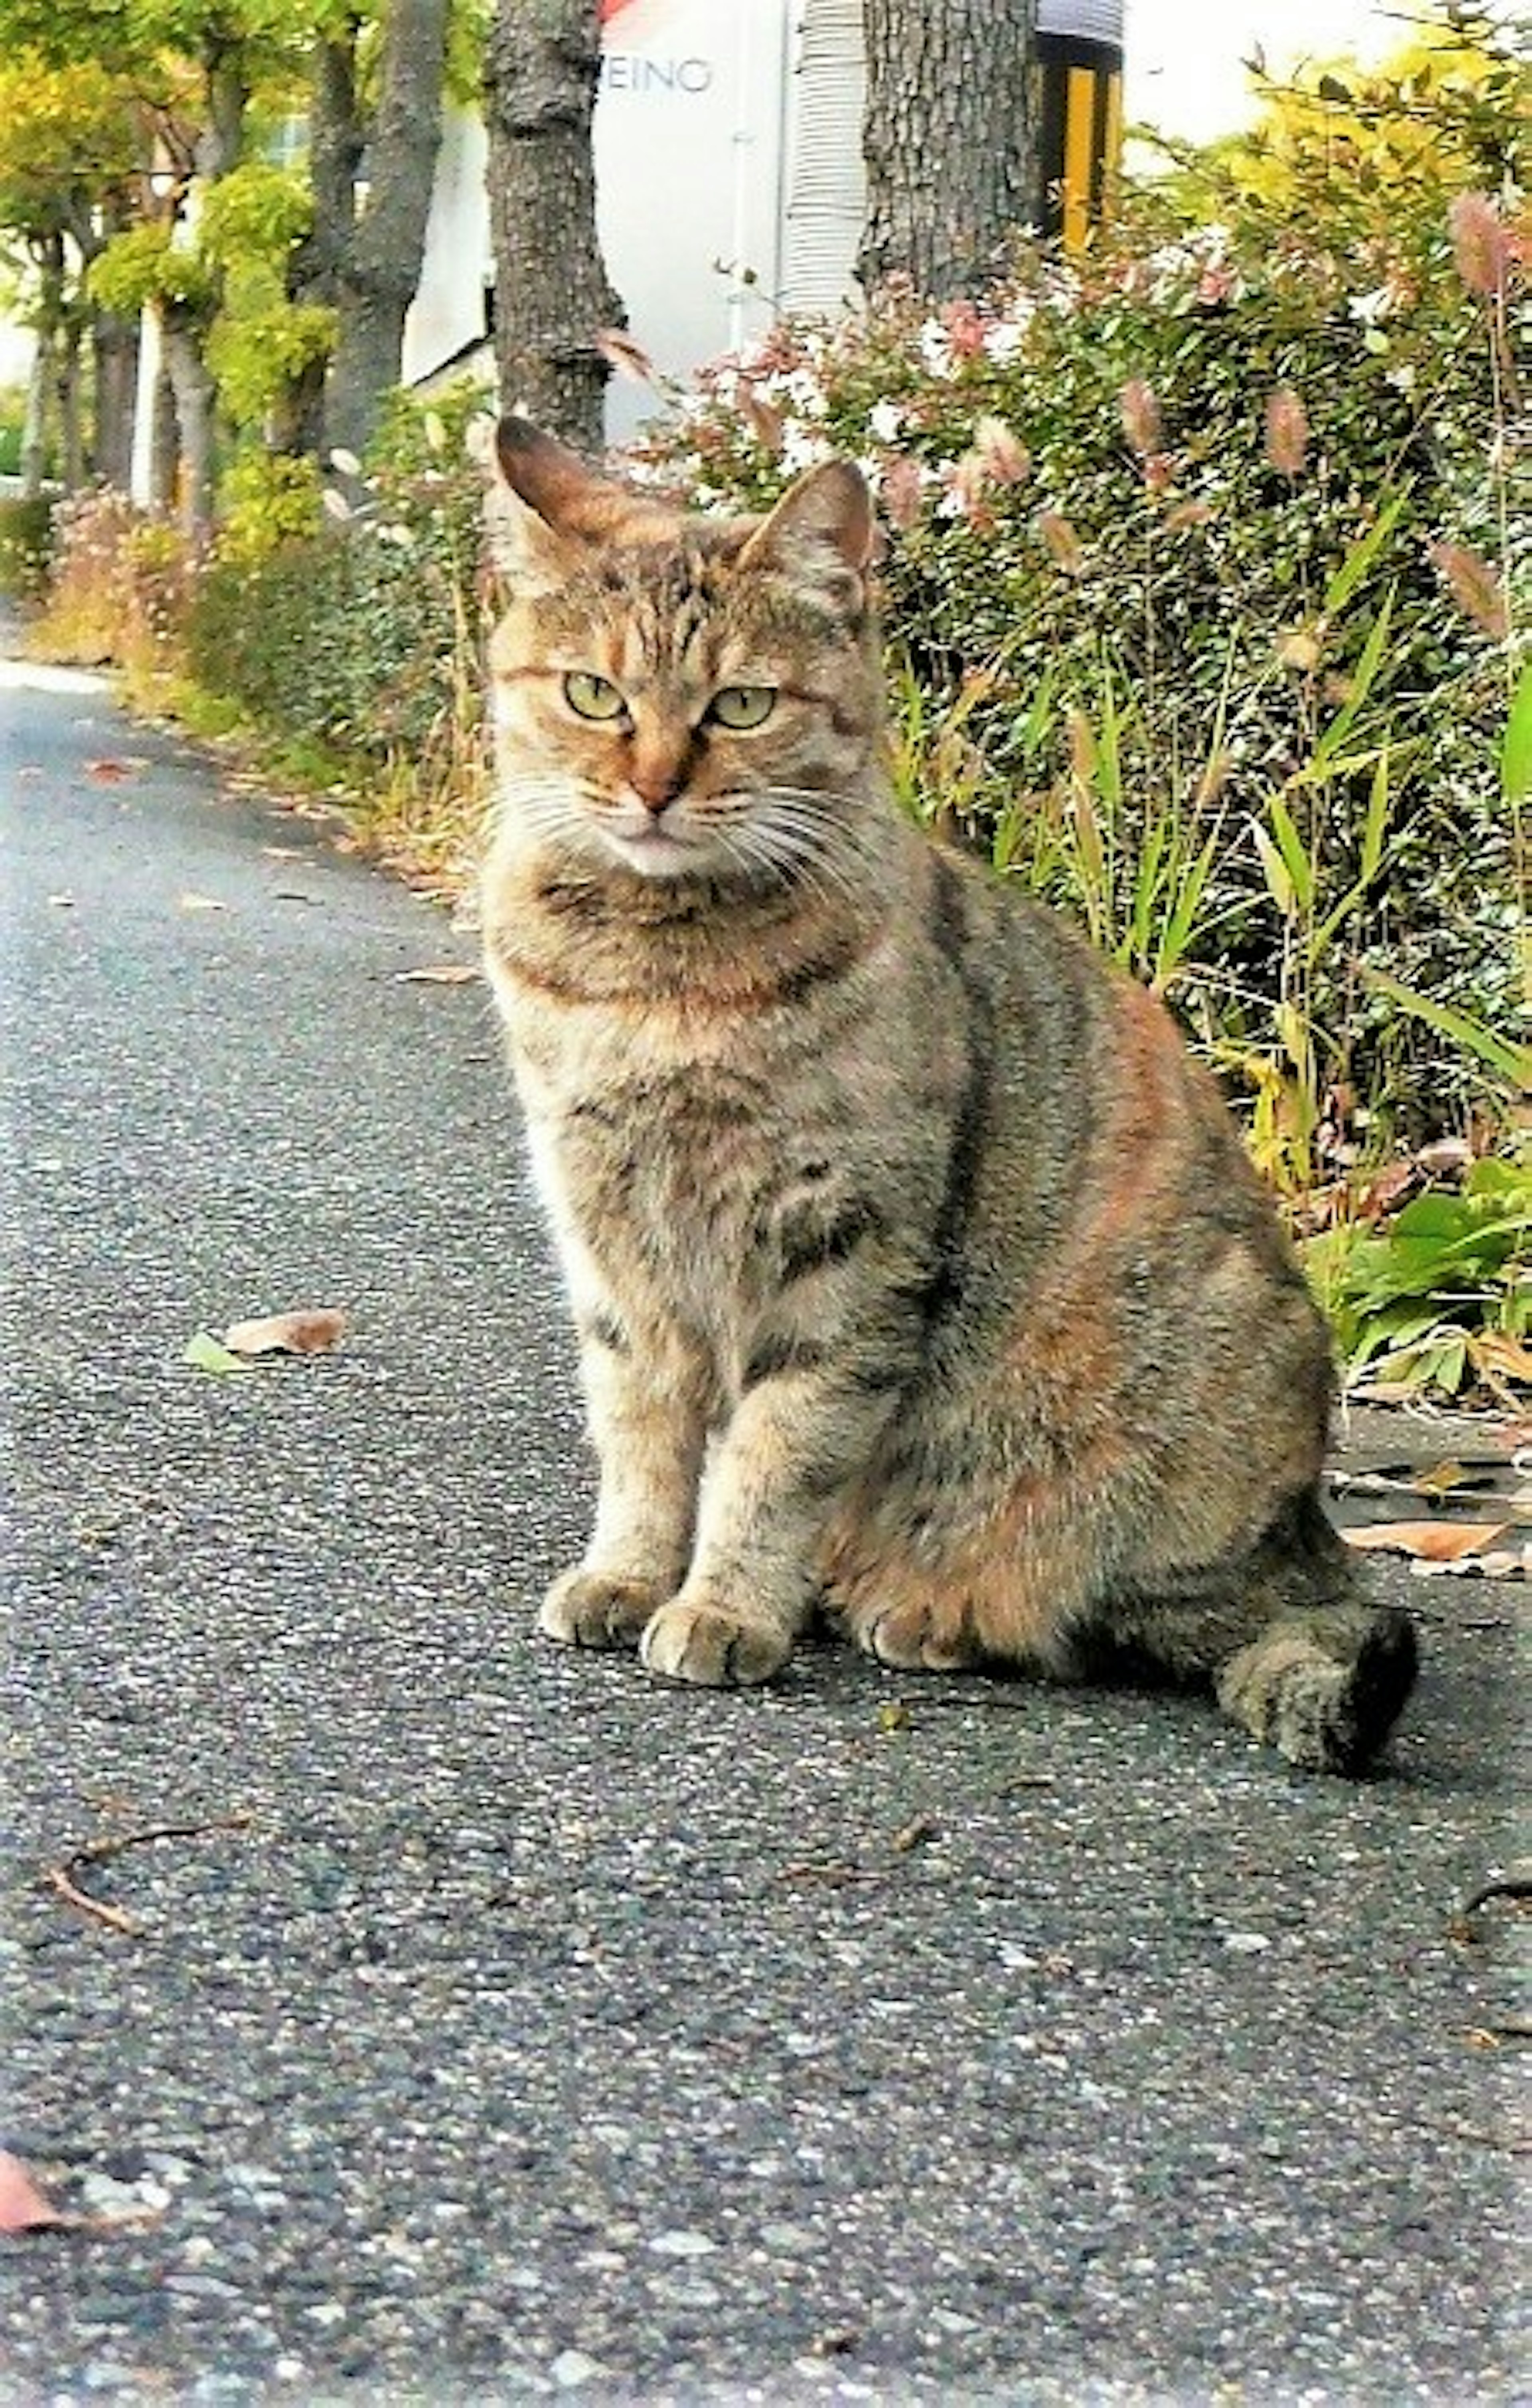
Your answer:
287;0;452;461
0;52;142;490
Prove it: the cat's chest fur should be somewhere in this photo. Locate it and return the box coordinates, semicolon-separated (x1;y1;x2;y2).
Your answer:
491;881;958;1353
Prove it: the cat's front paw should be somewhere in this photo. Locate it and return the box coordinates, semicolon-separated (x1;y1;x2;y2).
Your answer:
640;1599;792;1688
539;1568;668;1651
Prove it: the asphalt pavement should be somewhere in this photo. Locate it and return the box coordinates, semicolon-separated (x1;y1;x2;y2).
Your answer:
2;648;1525;2404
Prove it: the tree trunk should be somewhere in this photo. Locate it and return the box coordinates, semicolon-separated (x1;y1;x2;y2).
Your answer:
20;334;51;498
149;359;178;513
323;0;451;461
858;0;1038;303
484;0;623;455
284;30;365;457
56;319;86;490
92;310;140;488
163;306;216;537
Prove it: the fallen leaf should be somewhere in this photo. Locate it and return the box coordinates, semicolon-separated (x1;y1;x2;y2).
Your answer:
47;893;76;908
1473;1332;1532;1386
1409;1460;1481;1503
891;1813;939;1853
85;758;131;783
595;327;658;385
261;845;306;861
223;1308;347;1357
1344;1519;1511;1563
183;1330;254;1375
395;964;479;986
0;2152;63;2235
1416;1136;1475;1178
178;893;227;913
877;1700;912;1734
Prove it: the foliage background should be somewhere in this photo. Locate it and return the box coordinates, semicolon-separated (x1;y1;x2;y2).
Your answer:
8;17;1528;1395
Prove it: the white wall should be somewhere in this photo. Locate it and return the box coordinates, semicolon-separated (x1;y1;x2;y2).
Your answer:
1124;0;1402;145
403;0;791;438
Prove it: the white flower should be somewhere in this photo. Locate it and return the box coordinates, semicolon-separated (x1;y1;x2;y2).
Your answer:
918;322;956;379
983;316;1029;363
780;421;831;473
783;367;829;418
868;399;904;442
1348;285;1393;326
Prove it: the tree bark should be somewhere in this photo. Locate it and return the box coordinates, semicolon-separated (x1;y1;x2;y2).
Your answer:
484;0;623;455
322;0;450;461
91;310;140;488
162;304;216;537
55;317;85;490
21;230;66;494
858;0;1038;304
20;333;51;497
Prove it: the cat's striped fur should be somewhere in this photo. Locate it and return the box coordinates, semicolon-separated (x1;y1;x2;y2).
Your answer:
481;416;1417;1773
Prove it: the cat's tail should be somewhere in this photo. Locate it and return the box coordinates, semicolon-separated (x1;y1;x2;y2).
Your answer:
1214;1600;1418;1776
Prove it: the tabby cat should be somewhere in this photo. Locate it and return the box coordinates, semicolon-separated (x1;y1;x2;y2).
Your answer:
480;415;1417;1774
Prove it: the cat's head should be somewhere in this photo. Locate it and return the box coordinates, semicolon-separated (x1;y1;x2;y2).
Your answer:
487;417;883;886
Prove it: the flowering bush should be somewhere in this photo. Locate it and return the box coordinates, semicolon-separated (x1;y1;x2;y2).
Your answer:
628;174;1523;1156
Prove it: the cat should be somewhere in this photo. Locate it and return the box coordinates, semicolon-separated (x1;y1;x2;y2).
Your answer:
480;413;1418;1775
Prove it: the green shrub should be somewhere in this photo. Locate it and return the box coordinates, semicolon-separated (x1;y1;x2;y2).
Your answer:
0;492;55;597
1304;1152;1531;1405
628;170;1522;1153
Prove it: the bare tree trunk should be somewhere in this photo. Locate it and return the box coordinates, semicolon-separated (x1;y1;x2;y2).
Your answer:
323;0;451;460
22;231;66;494
283;30;365;458
163;306;216;537
150;360;178;512
484;0;623;454
859;0;1038;303
21;335;51;497
56;320;86;490
92;310;141;489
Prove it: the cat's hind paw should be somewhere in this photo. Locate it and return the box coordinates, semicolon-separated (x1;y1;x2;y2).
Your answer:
853;1594;983;1673
640;1599;792;1688
539;1568;668;1651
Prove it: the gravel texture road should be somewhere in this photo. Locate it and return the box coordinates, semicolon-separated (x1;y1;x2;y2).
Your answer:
2;654;1524;2404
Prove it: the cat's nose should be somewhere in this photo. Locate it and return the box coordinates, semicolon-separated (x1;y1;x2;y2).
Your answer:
630;768;683;817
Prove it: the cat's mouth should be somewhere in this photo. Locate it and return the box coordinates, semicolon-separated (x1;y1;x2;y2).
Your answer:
604;817;709;877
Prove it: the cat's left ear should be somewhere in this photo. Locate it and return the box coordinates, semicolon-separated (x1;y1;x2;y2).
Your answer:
490;415;661;583
738;461;877;606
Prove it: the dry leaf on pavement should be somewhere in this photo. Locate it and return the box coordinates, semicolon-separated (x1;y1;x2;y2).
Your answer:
395;964;479;986
223;1308;347;1357
1343;1520;1511;1564
0;2152;63;2235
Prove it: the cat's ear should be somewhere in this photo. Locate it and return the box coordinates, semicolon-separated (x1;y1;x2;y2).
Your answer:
738;460;876;605
488;417;602;585
494;417;605;533
490;415;671;583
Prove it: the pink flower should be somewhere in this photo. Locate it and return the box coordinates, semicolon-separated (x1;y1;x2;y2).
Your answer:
1035;511;1084;575
1264;387;1309;478
881;455;925;531
972;415;1031;485
1429;540;1509;642
1449;193;1510;300
1119;379;1162;457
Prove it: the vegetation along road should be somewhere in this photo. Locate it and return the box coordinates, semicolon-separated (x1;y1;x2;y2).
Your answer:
2;651;1524;2400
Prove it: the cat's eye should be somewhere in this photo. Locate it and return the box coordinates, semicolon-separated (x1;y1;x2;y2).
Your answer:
708;685;777;731
563;670;627;721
